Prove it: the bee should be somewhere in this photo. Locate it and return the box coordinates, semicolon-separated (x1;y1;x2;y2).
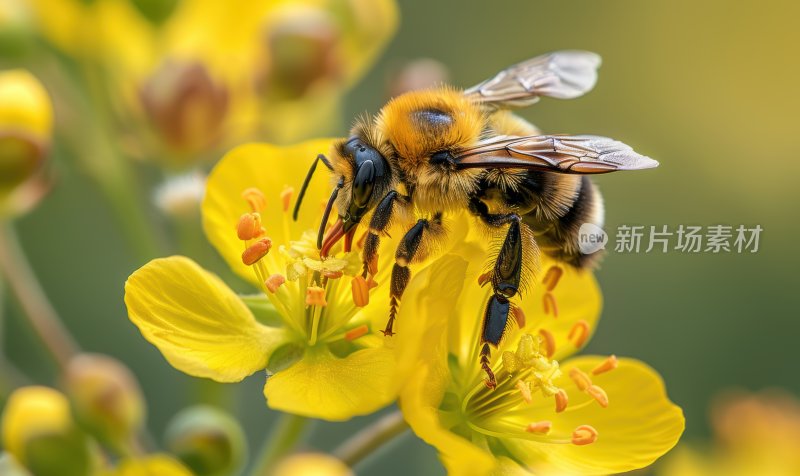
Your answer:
293;50;658;388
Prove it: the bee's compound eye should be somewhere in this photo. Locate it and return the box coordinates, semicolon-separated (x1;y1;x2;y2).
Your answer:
352;160;376;207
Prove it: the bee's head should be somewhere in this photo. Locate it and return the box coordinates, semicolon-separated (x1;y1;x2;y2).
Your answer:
317;136;391;256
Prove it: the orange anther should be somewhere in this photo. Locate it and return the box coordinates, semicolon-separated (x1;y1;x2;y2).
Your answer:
516;380;532;404
367;255;379;276
345;324;369;341
543;292;559;318
571;425;598;446
542;266;563;292
477;271;492;287
587;385;609;408
512;306;526;328
538;329;556;358
569;367;592;391
280;186;294;213
554;389;569;413
592;355;618;375
351;276;370;307
568;320;590;348
366;277;379;289
237;213;263;240
242;238;272;265
241;187;266;212
264;274;285;293
305;286;327;307
525;421;552;434
322;270;344;279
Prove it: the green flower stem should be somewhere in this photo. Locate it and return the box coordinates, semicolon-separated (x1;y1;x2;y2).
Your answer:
334;410;409;468
249;413;310;476
0;224;79;370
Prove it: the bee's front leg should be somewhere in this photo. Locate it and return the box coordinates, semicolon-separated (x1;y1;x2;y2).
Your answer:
362;190;407;278
383;212;444;336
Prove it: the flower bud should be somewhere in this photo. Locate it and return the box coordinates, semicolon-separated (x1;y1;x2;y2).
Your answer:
64;353;146;449
258;6;342;100
139;61;229;163
115;454;193;476
164;406;246;476
0;386;91;476
0;69;52;216
272;453;353;476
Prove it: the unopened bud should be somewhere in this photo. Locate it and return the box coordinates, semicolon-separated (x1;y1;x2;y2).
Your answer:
0;386;91;476
64;354;145;448
165;406;246;476
258;6;342;99
139;61;229;161
0;69;52;216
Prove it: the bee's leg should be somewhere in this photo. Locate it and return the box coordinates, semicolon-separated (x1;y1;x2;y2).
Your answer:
470;199;525;389
362;190;406;278
383;213;444;336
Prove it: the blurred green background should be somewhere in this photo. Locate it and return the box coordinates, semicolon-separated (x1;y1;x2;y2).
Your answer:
3;0;800;474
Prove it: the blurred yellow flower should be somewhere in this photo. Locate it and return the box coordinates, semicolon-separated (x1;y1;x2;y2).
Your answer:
398;256;685;475
1;386;92;476
659;390;800;476
125;139;462;420
110;454;194;476
272;452;353;476
28;0;398;166
0;69;52;216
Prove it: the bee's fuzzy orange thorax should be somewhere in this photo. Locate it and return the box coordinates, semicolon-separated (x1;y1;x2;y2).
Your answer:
377;87;484;164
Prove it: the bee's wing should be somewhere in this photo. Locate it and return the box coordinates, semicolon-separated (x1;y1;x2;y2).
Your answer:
453;135;659;173
463;51;601;109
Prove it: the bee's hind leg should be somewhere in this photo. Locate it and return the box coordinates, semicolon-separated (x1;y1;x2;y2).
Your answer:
383;213;444;336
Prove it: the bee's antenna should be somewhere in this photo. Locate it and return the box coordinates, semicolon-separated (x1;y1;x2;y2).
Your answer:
317;178;344;249
293;154;332;221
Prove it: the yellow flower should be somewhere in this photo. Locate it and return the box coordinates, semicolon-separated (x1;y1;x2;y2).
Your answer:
1;386;92;476
272;453;353;476
109;454;194;476
658;390;800;476
0;69;52;216
125;139;464;420
399;254;685;475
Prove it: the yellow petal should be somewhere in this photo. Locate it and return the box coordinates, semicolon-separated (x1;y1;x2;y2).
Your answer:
114;454;194;476
263;347;395;421
202;140;335;287
125;256;288;382
400;361;496;476
502;357;684;475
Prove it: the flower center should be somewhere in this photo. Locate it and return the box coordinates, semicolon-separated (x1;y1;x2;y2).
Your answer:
235;186;374;348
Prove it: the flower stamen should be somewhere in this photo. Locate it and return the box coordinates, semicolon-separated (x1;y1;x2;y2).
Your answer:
351;276;370;307
555;389;569;413
516;380;532;404
571;425;598;445
280;186;294;213
568;320;590;348
265;274;286;293
241;187;266;212
525;421;552;434
242;238;273;265
305;286;327;307
543;293;558;317
587;384;609;408
345;324;370;341
512;306;526;328
592;355;618;375
569;367;592;391
538;329;555;358
542;266;563;291
237;213;264;240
